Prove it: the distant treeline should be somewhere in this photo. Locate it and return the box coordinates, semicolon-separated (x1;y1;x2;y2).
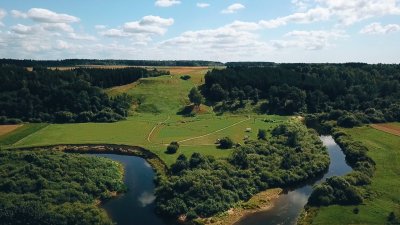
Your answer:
74;67;167;88
0;59;224;67
203;64;400;124
0;65;145;123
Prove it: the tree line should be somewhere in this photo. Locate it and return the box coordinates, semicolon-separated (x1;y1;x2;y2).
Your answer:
155;121;330;220
202;64;400;125
0;59;224;67
0;65;154;123
0;150;125;225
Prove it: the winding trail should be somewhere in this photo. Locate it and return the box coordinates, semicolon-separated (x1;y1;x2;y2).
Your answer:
178;116;251;144
147;116;170;143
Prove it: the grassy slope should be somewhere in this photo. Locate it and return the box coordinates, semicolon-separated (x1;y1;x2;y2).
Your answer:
4;67;286;166
311;124;400;225
0;123;48;146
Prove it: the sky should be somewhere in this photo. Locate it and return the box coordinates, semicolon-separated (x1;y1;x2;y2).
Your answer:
0;0;399;63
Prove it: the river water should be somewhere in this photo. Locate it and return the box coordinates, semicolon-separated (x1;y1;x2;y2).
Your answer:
234;136;352;225
93;154;165;225
95;135;351;225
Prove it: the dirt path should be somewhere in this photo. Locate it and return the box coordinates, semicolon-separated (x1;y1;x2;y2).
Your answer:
178;116;251;144
370;124;400;137
147;116;170;143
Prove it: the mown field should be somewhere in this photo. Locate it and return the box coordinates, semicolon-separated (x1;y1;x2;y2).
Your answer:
309;124;400;225
1;67;286;166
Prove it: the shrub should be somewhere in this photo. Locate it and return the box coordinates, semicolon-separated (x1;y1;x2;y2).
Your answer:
337;114;362;128
257;129;267;140
219;137;234;149
167;142;180;154
54;111;76;123
180;75;191;80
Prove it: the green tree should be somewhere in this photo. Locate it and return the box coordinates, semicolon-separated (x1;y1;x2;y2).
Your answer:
188;87;204;110
257;129;267;140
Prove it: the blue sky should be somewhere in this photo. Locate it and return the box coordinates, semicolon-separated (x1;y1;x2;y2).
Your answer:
0;0;399;63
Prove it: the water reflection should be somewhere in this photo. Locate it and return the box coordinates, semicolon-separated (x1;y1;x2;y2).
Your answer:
235;136;353;225
138;191;156;207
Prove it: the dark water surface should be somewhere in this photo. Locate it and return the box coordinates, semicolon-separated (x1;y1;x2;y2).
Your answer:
234;136;353;225
95;135;351;225
93;154;165;225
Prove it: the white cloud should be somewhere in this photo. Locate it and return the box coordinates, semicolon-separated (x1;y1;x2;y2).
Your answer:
260;0;400;29
221;3;245;14
102;15;174;40
317;0;400;26
360;22;400;35
155;0;181;7
226;21;261;31
11;24;38;35
68;33;96;41
0;8;6;26
26;8;80;23
260;7;330;28
42;23;74;33
272;30;347;50
11;10;27;19
197;3;210;8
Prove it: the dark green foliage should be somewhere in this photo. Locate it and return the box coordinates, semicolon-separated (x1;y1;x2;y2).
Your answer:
308;129;376;207
0;65;134;123
166;142;180;154
0;150;125;225
387;212;400;225
188;87;204;107
156;122;330;220
203;64;400;121
218;137;234;149
308;176;363;206
337;114;362;128
0;59;224;67
257;129;267;140
180;75;191;80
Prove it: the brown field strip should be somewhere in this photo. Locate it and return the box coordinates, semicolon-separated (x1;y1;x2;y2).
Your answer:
0;125;23;137
370;123;400;137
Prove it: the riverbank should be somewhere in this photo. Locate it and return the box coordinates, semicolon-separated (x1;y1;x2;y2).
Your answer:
195;188;283;225
12;144;168;176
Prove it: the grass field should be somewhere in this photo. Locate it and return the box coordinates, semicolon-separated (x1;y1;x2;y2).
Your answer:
0;123;48;146
1;66;286;166
310;124;400;225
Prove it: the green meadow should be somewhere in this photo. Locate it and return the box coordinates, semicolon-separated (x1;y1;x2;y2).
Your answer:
310;124;400;225
1;67;286;166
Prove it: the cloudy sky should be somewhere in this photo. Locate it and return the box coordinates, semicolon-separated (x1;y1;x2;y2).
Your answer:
0;0;399;63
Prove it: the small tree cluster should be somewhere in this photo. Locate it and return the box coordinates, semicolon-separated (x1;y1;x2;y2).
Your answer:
218;137;234;149
166;141;180;154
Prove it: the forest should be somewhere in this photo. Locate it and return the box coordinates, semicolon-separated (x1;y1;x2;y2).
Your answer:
155;121;330;220
0;59;224;67
202;64;400;125
0;150;125;225
0;65;165;123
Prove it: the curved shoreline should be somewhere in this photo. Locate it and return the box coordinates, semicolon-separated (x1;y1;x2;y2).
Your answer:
13;143;168;176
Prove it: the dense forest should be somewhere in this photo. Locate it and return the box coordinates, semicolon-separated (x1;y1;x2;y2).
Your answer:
0;150;125;225
0;59;224;67
0;65;166;123
155;121;330;220
203;64;400;125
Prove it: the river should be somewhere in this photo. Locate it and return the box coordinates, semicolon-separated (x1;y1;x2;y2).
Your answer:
95;135;351;225
234;136;352;225
93;154;166;225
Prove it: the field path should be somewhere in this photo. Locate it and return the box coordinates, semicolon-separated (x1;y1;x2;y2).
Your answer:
178;116;251;144
370;124;400;137
147;116;170;143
